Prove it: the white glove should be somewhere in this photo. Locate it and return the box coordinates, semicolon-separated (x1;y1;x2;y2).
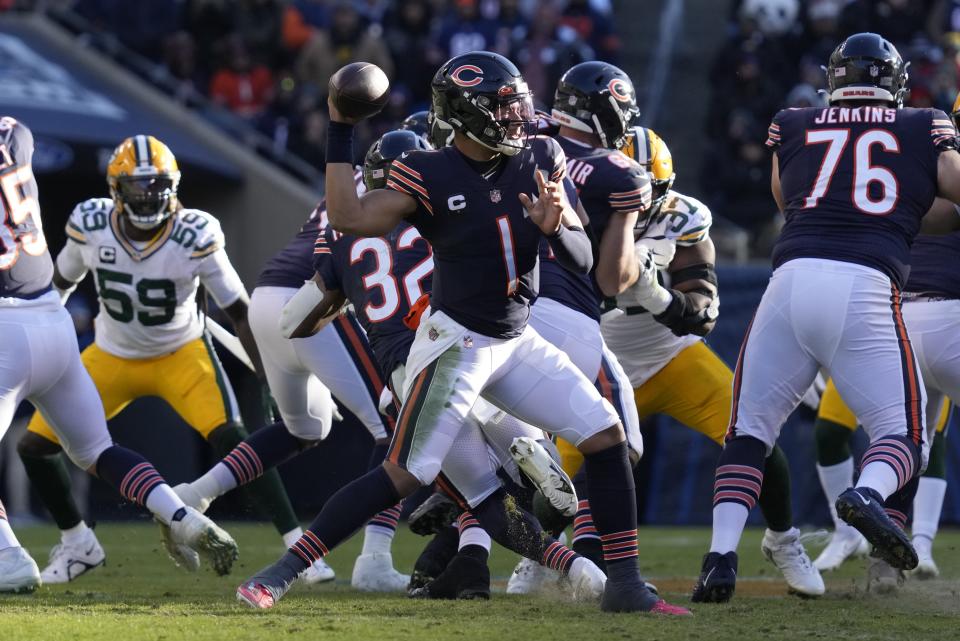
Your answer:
635;236;675;269
633;244;673;315
279;279;325;338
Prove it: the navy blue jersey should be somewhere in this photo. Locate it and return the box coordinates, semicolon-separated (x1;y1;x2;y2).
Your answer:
384;136;566;338
537;176;600;321
257;170;363;289
768;106;958;287
314;220;433;377
904;232;960;298
0;118;52;299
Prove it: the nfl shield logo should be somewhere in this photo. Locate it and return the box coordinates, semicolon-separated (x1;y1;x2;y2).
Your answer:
462;335;473;349
869;65;879;77
428;327;439;341
489;189;501;203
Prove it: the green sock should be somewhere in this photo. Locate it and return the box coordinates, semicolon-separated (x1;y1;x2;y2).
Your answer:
18;451;83;530
814;418;854;466
207;423;300;535
924;430;947;480
758;444;792;532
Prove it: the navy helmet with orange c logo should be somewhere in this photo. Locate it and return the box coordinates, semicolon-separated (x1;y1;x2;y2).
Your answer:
551;61;640;150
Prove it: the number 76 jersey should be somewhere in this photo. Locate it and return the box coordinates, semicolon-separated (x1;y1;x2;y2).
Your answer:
767;105;959;287
58;198;247;359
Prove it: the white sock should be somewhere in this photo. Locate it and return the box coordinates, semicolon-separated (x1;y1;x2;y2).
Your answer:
282;527;304;549
710;502;749;554
816;458;854;528
856;461;900;501
192;463;237;501
0;518;19;550
458;526;492;552
912;477;947;543
61;521;91;546
146;485;187;525
361;525;395;555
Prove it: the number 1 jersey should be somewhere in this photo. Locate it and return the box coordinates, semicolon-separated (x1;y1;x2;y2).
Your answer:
768;105;959;286
58;199;246;358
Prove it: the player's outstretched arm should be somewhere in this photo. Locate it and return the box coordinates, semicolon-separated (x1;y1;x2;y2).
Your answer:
221;295;269;382
594;207;640;297
771;153;785;213
53;241;88;304
667;237;719;336
521;169;593;274
280;274;348;339
325;99;417;237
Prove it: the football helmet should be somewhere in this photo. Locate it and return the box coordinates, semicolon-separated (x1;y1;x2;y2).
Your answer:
431;51;536;156
107;135;181;230
400;111;430;138
363;129;431;191
551;61;640;150
622;126;674;212
951;90;960;130
825;33;908;108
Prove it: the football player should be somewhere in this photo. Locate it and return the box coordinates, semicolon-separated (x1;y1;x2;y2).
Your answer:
813;379;950;590
0;118;236;593
15;135;294;582
237;51;688;615
693;33;960;603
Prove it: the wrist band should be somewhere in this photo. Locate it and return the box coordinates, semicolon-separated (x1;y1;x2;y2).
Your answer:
326;121;355;164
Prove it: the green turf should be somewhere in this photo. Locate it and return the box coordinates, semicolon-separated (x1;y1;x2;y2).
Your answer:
2;523;958;640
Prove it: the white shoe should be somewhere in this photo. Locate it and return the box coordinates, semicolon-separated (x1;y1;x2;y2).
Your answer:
510;437;578;517
909;537;939;579
506;557;557;595
301;558;336;584
167;507;238;576
158;518;200;572
0;546;41;593
868;557;903;594
173;483;212;514
351;552;409;592
813;525;869;572
567;556;606;602
40;530;105;584
761;528;825;597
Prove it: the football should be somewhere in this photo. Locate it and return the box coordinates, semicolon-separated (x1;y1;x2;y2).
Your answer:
328;62;390;120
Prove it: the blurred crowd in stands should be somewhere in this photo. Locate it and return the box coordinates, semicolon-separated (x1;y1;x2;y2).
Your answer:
707;0;960;257
65;0;619;174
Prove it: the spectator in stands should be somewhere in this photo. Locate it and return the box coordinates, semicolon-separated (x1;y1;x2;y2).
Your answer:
233;0;285;67
75;0;183;60
491;0;531;56
383;0;436;108
209;36;275;121
512;2;593;104
433;0;499;59
559;0;621;63
294;1;394;97
841;0;933;50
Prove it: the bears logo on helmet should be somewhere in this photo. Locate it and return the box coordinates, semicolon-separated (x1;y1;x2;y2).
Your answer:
450;65;484;88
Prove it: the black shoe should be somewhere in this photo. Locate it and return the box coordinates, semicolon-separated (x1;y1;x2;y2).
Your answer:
408;493;461;536
836;487;918;571
408;526;460;593
409;552;490;600
691;551;738;603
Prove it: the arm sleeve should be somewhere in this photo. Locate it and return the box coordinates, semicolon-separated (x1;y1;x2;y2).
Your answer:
545;224;593;274
765;110;784;150
197;249;247;308
930;109;960;153
55;239;88;283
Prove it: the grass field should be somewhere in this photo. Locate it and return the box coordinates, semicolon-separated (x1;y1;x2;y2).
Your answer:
2;523;959;641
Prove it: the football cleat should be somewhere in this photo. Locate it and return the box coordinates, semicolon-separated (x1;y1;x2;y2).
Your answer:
761;528;824;597
167;507;238;576
351;553;410;592
813;525;869;572
835;487;918;571
407;492;460;536
40;529;106;584
909;537;939;579
506;557;557;595
691;551;738;603
409;552;490;600
510;437;578;517
158;519;200;572
567;556;606;602
172;482;212;514
236;557;303;610
0;546;41;593
602;576;689;614
867;557;904;594
300;558;336;584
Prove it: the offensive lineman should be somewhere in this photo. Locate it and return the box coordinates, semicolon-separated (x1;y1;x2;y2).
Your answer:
15;135;296;582
0;118;236;592
692;33;960;603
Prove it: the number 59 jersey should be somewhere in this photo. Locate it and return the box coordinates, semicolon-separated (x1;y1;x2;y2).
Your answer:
58;198;246;359
768;105;959;287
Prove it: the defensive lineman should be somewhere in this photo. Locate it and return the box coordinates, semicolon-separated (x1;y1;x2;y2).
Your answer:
692;33;960;603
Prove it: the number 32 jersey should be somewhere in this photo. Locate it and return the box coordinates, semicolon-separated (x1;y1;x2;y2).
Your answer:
767;106;959;287
58;199;246;358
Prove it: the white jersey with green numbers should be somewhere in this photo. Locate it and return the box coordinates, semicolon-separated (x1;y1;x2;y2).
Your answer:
601;190;713;387
58;198;246;359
